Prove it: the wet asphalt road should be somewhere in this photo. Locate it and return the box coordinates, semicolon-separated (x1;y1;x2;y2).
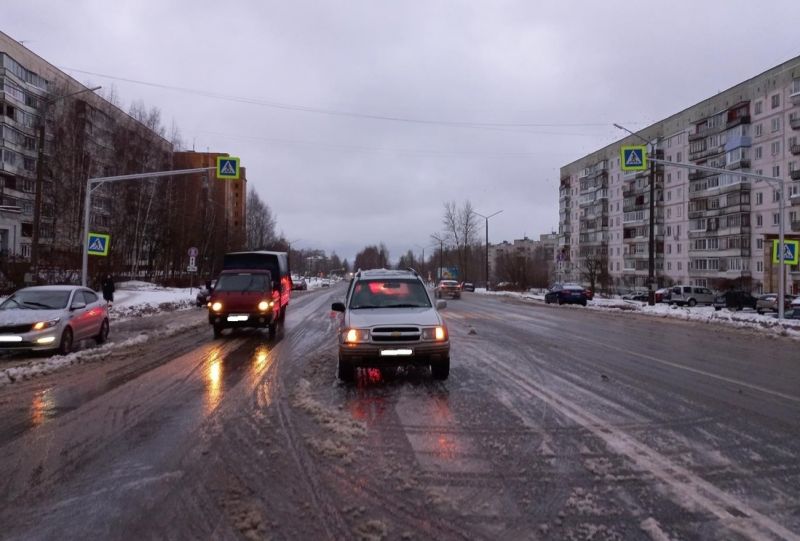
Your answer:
0;287;798;540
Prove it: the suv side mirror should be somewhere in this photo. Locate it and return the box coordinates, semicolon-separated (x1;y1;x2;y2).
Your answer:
331;301;346;312
436;300;447;310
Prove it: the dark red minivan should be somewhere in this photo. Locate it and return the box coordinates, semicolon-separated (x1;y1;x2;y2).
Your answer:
207;269;279;338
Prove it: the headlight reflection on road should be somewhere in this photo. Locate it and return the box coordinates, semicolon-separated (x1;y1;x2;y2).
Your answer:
252;345;276;408
30;388;55;427
204;347;224;414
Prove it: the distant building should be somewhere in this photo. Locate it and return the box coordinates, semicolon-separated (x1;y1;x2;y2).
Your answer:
489;234;556;286
559;56;800;294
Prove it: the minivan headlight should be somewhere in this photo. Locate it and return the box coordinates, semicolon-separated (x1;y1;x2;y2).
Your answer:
344;328;370;343
211;302;223;312
258;301;270;311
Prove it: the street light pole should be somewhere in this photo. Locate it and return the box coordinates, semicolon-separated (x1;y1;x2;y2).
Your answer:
32;85;101;278
431;233;445;281
474;210;503;290
614;124;657;306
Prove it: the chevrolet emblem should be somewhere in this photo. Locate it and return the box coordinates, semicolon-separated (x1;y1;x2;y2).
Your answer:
391;331;401;338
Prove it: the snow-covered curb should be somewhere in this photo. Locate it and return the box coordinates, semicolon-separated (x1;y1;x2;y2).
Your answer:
477;290;800;340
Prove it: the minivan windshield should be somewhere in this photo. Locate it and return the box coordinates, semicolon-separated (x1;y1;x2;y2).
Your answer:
214;273;271;292
349;279;431;309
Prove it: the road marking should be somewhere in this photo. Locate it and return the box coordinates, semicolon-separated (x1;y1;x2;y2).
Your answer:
492;362;800;541
572;336;800;405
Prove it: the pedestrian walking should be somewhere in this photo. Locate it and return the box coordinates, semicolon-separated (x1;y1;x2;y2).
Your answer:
101;273;115;307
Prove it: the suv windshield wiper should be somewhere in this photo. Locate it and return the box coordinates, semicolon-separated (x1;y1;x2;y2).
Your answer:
351;305;381;309
383;303;427;308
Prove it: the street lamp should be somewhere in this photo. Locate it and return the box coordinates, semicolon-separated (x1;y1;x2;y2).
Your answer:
32;85;102;277
474;210;503;290
614;123;657;306
413;244;426;277
431;233;446;281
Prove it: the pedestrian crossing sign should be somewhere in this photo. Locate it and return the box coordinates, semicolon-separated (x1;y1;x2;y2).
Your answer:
87;232;110;257
621;145;648;171
772;239;799;265
216;156;240;180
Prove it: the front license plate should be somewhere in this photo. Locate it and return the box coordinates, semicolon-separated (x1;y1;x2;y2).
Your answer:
227;315;249;322
380;349;413;357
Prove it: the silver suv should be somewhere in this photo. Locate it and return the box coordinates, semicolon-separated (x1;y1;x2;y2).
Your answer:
331;269;450;381
669;285;715;307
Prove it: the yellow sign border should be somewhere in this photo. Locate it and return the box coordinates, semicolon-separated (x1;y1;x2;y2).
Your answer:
772;239;800;265
216;156;241;180
620;145;648;171
88;232;111;257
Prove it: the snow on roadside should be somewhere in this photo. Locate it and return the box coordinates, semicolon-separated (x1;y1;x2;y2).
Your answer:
0;281;202;387
476;290;800;339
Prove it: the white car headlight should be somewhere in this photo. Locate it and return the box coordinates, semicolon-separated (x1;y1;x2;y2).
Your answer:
32;318;60;331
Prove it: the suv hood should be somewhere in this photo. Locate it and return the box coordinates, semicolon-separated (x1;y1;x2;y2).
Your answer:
346;307;442;328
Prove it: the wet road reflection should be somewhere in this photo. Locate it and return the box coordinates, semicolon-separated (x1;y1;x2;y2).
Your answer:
204;346;224;414
30;388;55;427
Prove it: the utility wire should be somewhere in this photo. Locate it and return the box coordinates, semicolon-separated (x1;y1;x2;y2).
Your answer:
62;66;641;131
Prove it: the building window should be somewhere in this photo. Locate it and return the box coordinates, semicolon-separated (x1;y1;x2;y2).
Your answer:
756;192;763;205
771;94;780;109
755;101;763;115
677;261;682;271
676;151;682;162
756;260;763;272
677;243;681;254
757;238;763;249
771;117;781;132
773;165;780;178
755;146;763;160
755;123;763;137
771;141;781;155
774;189;780;202
756;214;763;227
773;213;780;226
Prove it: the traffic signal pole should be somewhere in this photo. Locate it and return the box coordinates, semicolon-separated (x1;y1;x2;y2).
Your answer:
81;167;216;286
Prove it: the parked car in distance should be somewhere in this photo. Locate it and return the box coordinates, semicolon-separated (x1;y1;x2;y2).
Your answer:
0;285;109;355
770;308;800;319
756;293;796;314
622;290;648;302
545;284;588;306
668;285;715;307
655;287;671;303
435;280;461;299
460;281;475;292
713;291;758;311
291;276;308;291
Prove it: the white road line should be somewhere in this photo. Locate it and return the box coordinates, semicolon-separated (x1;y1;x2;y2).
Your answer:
492;362;800;541
571;336;800;404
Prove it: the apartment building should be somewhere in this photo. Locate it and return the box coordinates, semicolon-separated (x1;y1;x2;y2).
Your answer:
559;56;800;294
489;233;556;284
0;31;173;268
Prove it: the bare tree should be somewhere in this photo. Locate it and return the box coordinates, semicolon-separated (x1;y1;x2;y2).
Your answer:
442;200;479;280
580;254;610;293
246;188;278;249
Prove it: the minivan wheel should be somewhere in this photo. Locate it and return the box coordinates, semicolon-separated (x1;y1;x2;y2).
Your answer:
268;321;277;340
213;324;224;338
688;299;697;307
58;327;74;355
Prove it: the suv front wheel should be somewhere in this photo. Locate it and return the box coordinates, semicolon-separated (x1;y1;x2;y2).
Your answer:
431;358;450;380
337;356;355;382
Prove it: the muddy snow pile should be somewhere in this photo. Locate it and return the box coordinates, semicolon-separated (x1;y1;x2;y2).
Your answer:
110;281;196;321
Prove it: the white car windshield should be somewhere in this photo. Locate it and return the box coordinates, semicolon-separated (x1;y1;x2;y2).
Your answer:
0;290;71;310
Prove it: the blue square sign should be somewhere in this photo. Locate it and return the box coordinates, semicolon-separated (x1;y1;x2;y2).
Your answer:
621;145;648;171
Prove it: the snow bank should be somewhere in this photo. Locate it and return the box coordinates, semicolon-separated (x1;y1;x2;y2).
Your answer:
476;290;800;339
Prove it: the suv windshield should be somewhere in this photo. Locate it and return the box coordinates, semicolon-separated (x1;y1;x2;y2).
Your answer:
214;273;271;292
0;290;71;310
349;279;431;309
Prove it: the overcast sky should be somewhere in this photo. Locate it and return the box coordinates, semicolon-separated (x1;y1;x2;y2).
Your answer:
5;1;799;263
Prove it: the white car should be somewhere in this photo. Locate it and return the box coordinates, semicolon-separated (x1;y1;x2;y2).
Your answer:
0;286;109;355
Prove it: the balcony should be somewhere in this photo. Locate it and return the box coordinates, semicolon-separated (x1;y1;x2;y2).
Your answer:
725;115;751;129
790;116;800;130
791;170;800;181
791;144;800;156
792;221;800;232
727;159;751;170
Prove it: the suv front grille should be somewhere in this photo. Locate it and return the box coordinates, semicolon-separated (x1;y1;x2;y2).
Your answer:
371;326;421;342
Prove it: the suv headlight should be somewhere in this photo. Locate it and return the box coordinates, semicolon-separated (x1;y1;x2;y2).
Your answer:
343;328;370;343
422;326;447;341
32;318;60;331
